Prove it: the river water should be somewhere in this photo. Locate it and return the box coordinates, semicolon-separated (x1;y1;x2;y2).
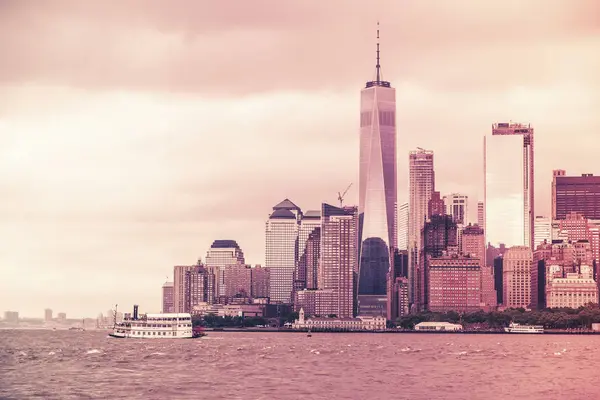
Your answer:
0;330;598;399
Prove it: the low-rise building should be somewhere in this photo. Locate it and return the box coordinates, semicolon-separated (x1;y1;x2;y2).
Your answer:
291;308;386;331
546;270;598;309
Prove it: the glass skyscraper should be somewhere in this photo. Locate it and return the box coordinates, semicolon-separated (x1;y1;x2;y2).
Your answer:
357;32;397;316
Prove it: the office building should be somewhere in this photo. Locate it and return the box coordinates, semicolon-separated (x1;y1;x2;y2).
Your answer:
266;199;302;304
44;308;53;322
444;193;468;225
398;202;408;251
358;30;397;316
428;256;481;313
553;170;600;220
162;282;174;313
204;240;245;299
502;246;532;308
534;216;552;248
409;148;435;310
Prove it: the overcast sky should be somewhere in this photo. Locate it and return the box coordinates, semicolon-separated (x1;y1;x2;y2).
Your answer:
1;0;599;318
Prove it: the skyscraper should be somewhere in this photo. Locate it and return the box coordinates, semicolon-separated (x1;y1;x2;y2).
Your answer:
266;199;301;304
358;26;397;316
398;202;409;251
318;204;359;318
533;216;551;248
205;240;245;299
162;282;174;313
296;210;321;292
409;148;435;309
552;170;600;220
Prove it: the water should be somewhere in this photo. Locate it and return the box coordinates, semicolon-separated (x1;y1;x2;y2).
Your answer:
1;330;598;399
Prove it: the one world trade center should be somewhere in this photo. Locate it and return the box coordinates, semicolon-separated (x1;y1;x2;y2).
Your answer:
357;25;397;316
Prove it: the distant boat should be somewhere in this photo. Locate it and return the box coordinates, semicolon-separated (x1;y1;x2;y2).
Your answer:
307;328;312;337
504;322;544;334
69;318;86;331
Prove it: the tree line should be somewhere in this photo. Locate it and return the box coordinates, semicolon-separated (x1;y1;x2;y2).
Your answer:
395;303;600;330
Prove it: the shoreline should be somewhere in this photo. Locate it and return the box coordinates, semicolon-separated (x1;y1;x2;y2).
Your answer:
204;328;600;335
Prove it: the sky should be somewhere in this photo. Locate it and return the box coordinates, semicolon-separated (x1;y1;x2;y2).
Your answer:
1;0;599;318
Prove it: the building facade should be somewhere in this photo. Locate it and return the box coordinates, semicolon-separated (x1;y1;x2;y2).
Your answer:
553;170;600;220
162;282;174;313
444;193;468;225
266;199;301;304
398;202;409;251
205;240;245;299
428;256;481;313
534;216;552;248
502;246;533;309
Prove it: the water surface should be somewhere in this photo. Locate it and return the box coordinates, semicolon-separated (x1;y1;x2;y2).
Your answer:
0;330;597;399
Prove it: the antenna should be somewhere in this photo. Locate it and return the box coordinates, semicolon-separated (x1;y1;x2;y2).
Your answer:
338;183;353;208
376;21;381;83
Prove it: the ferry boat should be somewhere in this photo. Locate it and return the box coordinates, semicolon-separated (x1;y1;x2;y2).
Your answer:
108;305;204;339
504;322;544;334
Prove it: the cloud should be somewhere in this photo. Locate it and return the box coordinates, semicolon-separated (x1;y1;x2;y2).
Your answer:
1;1;600;316
1;1;599;94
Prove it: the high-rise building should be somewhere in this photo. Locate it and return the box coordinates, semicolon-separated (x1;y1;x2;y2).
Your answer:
477;201;485;231
44;308;53;322
490;123;535;250
553;170;600;220
162;282;174;313
173;265;195;313
205;240;245;299
428;256;481;313
502;246;532;308
409;148;435;309
296;210;321;292
534;216;551;248
398;202;409;251
173;263;215;313
266;199;301;304
318;204;358;318
358;28;397;316
428;191;445;219
461;224;486;267
223;264;252;299
444;193;469;225
250;265;270;299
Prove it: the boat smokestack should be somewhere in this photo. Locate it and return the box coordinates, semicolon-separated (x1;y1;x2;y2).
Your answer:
133;304;139;320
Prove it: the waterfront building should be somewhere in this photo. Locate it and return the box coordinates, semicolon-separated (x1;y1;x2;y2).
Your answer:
358;30;397;317
502;246;532;309
480;266;498;311
409;148;435;310
292;308;386;331
266;199;302;304
546;270;598;309
162;282;174;313
318;204;358;318
444;193;468;225
205;240;245;299
44;308;53;322
296;204;358;318
552;170;600;220
428;255;481;313
3;311;19;323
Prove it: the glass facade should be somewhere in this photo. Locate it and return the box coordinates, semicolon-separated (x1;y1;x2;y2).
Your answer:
358;83;397;314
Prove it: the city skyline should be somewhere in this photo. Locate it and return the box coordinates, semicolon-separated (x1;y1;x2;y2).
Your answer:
2;1;600;317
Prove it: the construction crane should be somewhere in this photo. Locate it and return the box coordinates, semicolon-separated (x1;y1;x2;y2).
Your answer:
338;183;353;208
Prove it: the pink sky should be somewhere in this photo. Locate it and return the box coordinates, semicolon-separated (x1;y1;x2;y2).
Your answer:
1;0;599;317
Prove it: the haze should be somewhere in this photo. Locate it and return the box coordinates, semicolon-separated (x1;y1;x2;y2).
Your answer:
1;0;599;317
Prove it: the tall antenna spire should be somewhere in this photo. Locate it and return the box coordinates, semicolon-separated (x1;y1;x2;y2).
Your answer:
376;21;381;83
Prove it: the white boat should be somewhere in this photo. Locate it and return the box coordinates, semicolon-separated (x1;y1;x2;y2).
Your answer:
109;305;198;339
504;322;544;334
